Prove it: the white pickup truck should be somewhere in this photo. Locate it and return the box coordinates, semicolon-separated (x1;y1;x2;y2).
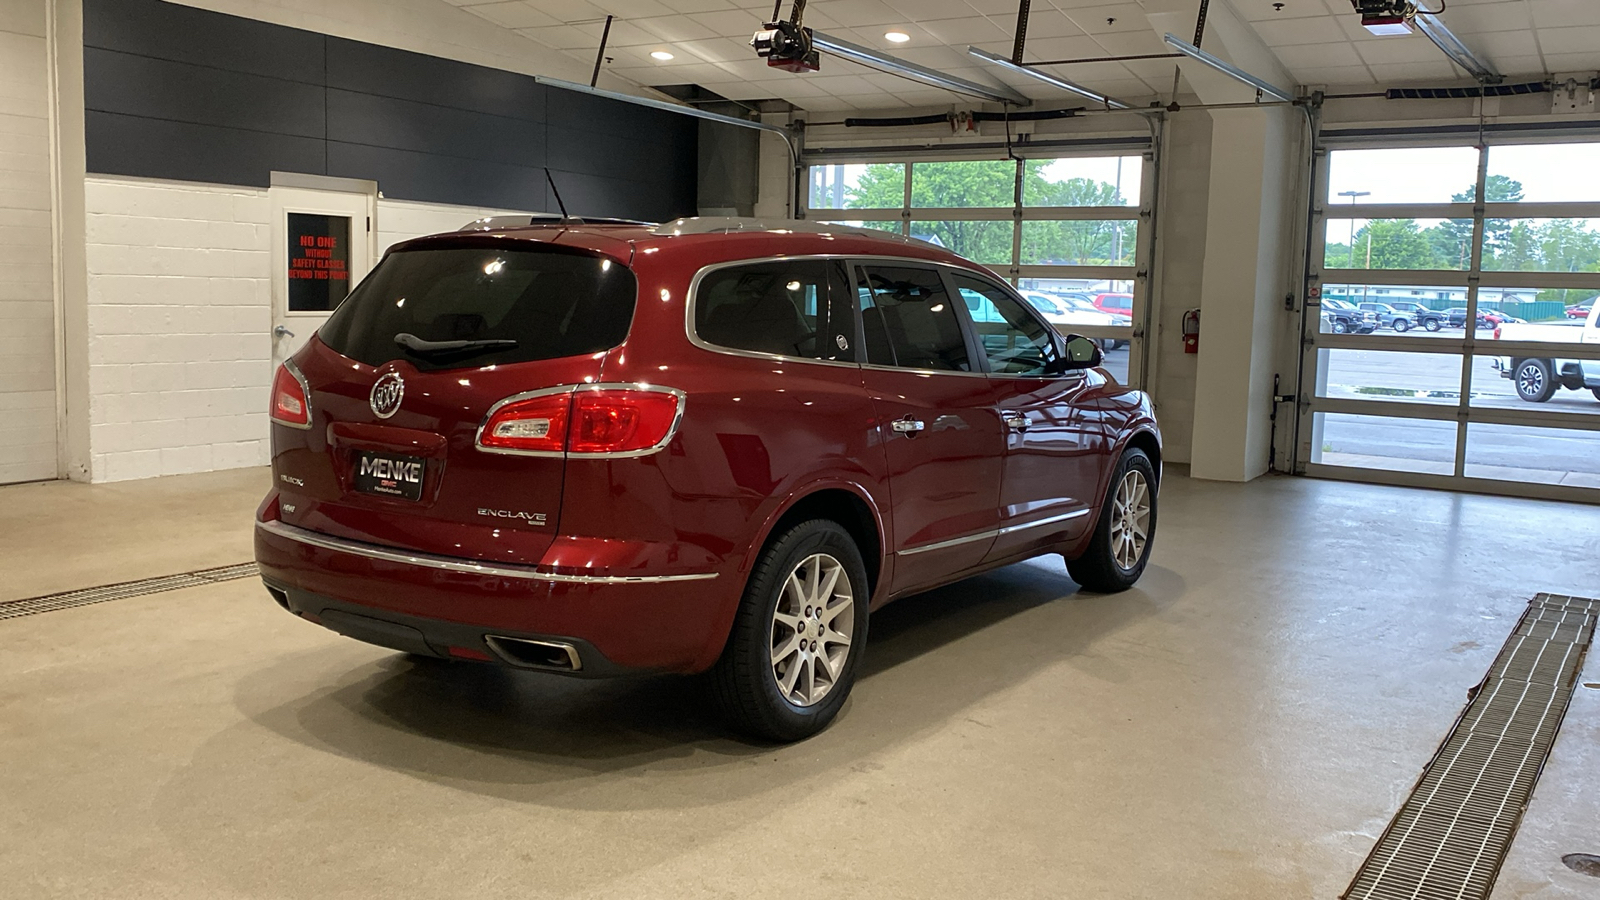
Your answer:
1491;303;1600;402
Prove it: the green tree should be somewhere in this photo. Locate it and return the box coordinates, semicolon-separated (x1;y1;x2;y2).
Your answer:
1340;219;1447;269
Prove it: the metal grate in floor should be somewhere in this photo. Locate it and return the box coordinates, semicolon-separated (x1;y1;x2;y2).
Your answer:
0;562;259;621
1343;593;1599;900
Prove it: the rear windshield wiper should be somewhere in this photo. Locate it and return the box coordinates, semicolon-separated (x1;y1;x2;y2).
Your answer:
394;332;518;356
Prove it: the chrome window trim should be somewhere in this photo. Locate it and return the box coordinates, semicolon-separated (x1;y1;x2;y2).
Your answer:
474;382;688;459
896;508;1090;556
257;520;720;584
683;253;1005;375
269;358;314;430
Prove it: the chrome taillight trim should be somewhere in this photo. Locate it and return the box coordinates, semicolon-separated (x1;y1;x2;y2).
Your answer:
269;359;314;430
473;382;688;460
256;520;719;584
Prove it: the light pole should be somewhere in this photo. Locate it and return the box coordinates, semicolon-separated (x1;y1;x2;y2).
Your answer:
1338;190;1369;268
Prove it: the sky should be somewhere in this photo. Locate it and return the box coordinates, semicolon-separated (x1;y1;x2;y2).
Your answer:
1327;144;1600;206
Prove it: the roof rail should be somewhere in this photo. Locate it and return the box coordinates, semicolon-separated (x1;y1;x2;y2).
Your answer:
651;217;925;245
459;214;657;231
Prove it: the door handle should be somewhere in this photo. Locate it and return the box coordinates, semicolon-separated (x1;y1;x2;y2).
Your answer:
890;417;925;436
273;325;296;339
1001;410;1029;432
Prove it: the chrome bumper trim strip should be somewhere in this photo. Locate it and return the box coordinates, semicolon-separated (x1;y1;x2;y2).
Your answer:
256;520;720;584
897;508;1090;557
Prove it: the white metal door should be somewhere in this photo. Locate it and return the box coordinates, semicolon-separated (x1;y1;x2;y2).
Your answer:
270;185;375;368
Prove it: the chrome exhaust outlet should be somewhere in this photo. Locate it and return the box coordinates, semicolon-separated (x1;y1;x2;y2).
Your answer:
484;635;583;672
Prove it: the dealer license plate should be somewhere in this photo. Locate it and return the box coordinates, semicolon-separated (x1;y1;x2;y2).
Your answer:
353;450;426;501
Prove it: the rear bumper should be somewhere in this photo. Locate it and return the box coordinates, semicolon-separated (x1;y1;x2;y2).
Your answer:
255;520;738;674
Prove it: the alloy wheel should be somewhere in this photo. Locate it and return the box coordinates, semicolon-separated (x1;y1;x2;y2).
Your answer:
1518;364;1544;397
1110;470;1151;571
770;553;855;708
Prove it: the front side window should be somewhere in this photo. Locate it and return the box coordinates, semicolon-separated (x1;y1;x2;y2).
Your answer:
694;260;854;362
951;274;1058;376
855;265;971;372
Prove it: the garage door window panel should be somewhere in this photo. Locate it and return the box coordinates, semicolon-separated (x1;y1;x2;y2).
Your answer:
1020;220;1136;267
808;163;905;210
909;220;1013;266
1325;218;1466;272
1464;422;1600;487
1486;144;1600;203
1311;412;1457;476
1315;349;1464;406
1022;156;1141;207
1328;147;1480;205
909;160;1016;209
1479;218;1600;274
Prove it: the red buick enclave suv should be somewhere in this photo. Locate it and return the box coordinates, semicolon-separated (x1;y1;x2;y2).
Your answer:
256;216;1161;741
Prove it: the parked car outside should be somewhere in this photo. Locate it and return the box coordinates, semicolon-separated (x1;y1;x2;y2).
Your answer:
1446;307;1494;330
256;217;1163;741
1092;292;1133;318
1019;290;1122;352
1566;303;1594;320
1490;304;1600;402
1321;298;1378;334
1382;301;1445;332
1358;301;1420;332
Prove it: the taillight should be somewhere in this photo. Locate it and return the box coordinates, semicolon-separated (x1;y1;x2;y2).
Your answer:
270;363;312;429
478;392;572;455
570;389;681;454
1493;326;1502;340
477;386;682;457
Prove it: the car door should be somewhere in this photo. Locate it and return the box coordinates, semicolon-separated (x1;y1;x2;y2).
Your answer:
853;261;1004;595
948;272;1104;564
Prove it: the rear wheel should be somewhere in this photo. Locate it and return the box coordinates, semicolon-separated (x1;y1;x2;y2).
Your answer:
1514;359;1557;403
1067;448;1157;593
1592;388;1600;402
711;520;869;742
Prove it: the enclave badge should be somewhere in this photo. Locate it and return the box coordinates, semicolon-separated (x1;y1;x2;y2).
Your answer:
370;372;405;419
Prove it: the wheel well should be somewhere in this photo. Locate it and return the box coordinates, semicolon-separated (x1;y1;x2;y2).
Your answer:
763;490;882;596
1125;431;1162;487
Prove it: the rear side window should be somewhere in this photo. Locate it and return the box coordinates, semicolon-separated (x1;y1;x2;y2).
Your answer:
855;265;971;372
693;259;856;362
952;274;1058;376
317;245;636;372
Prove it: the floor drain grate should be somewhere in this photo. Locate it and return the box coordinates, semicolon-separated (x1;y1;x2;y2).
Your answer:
1343;593;1599;900
0;562;260;621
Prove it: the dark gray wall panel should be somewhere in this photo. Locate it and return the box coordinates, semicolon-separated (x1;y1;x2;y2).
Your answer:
83;0;323;85
327;142;549;212
83;0;697;222
86;112;326;187
86;48;327;139
326;39;547;123
326;90;546;169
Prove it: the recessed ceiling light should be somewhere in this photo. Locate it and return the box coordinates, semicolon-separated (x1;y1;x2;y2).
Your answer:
650;50;675;61
884;31;910;43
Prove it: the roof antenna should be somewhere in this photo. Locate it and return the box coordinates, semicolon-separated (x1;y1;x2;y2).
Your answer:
543;168;570;219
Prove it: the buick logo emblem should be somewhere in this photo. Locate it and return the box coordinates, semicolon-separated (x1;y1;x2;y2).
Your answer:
369;372;405;419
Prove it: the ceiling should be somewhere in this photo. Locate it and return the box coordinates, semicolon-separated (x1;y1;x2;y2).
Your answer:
440;0;1600;112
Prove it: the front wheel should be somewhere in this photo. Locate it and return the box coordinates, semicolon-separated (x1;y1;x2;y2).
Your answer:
1067;448;1157;593
1514;359;1557;403
1393;319;1410;332
1424;318;1442;332
1332;320;1348;334
1592;387;1600;403
711;519;869;742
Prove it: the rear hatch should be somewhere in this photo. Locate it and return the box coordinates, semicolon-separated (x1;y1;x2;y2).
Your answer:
273;235;637;567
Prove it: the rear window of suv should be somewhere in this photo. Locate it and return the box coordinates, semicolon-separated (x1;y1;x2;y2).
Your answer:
318;244;637;372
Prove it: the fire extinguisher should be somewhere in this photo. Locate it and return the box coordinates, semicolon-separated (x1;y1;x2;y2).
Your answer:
1182;309;1200;354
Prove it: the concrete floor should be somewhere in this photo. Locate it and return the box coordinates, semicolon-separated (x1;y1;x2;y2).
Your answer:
1;468;1596;899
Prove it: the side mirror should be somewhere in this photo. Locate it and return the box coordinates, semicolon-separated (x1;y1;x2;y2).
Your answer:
1060;334;1103;370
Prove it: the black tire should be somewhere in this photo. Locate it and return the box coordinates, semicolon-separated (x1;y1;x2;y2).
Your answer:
1332;320;1348;334
1592;388;1600;403
711;519;870;742
1393;319;1410;332
1067;448;1157;594
1424;318;1442;332
1514;358;1557;403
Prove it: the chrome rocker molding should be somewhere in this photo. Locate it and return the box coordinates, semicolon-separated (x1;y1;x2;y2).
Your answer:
257;520;720;584
897;508;1090;557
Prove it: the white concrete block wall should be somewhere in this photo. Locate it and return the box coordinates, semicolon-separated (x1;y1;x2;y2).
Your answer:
0;0;57;484
84;177;273;482
374;198;533;257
